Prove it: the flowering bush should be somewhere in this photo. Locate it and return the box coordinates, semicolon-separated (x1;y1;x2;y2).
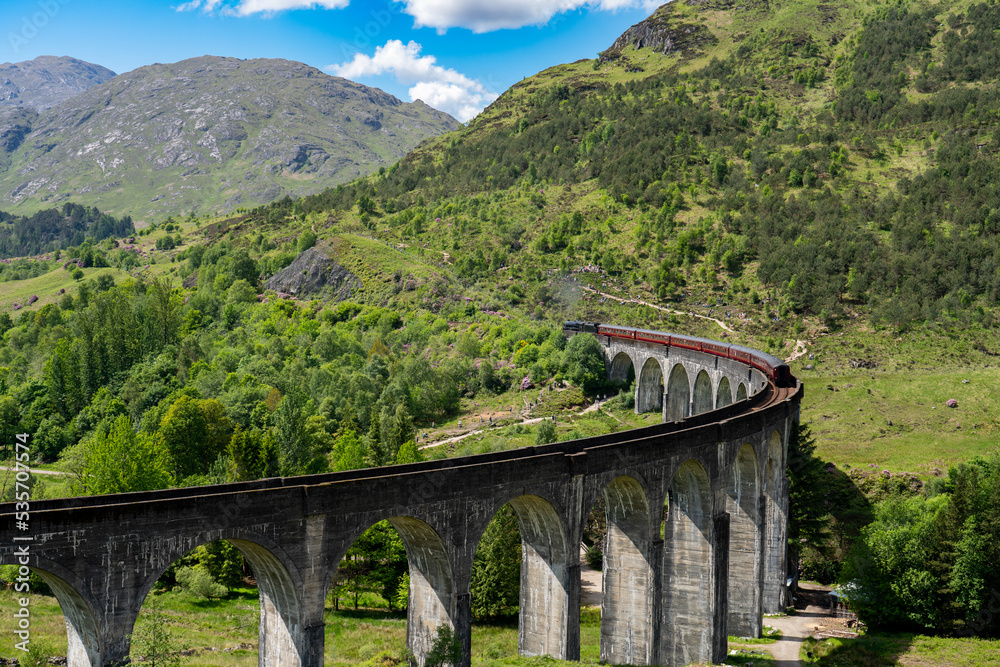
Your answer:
946;398;958;408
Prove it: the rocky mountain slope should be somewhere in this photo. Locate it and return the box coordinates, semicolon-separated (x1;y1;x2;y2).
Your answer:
0;55;116;111
0;56;459;222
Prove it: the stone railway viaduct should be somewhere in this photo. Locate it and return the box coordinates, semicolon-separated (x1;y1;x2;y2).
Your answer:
0;327;801;667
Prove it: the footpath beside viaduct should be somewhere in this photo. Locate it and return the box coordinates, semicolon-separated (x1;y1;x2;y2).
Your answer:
0;325;801;667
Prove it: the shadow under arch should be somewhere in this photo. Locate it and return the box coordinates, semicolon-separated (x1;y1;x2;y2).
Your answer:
716;376;733;409
763;428;788;614
736;382;748;402
600;475;653;665
608;351;635;386
497;493;572;660
135;535;305;667
727;443;762;637
692;370;714;415
665;363;690;422
662;459;715;666
637;358;663;414
14;557;101;667
385;516;456;666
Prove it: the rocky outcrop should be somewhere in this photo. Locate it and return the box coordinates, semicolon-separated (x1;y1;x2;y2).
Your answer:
265;246;360;301
0;56;115;111
600;3;717;62
0;106;36;154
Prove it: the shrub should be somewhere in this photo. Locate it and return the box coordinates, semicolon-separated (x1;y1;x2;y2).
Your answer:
585;544;603;571
535;419;557;445
425;625;462;667
175;566;226;598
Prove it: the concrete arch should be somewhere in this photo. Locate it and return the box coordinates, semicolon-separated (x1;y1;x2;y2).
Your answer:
608;351;635;385
662;459;715;665
736;382;748;402
727;444;762;637
716;376;733;408
137;535;304;667
763;428;788;614
692;370;714;415
386;517;457;666
22;559;101;667
665;363;690;422
505;494;572;660
637;357;664;414
600;476;653;665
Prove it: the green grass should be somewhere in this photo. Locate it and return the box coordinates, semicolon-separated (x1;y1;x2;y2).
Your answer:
0;588;607;666
0;265;115;314
791;326;1000;474
729;624;782;645
5;584;998;667
802;632;1000;666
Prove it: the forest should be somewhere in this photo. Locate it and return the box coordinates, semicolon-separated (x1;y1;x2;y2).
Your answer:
0;203;134;258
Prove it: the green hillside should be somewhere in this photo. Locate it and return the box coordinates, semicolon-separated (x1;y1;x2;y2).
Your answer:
2;1;1000;661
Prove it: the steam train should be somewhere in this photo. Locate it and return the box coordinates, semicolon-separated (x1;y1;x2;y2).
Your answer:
563;321;793;388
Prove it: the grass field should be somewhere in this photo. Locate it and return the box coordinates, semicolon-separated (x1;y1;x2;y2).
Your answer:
5;583;999;665
0;589;605;666
802;632;1000;666
789;325;1000;473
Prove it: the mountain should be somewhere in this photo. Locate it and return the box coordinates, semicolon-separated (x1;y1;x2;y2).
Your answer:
0;56;459;221
255;0;1000;339
0;55;116;111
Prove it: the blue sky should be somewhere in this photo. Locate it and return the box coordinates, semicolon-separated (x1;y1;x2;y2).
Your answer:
0;0;663;121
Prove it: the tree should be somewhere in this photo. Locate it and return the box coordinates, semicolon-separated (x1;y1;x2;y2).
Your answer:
333;520;407;610
786;422;830;557
130;597;185;667
228;428;266;481
273;393;314;475
425;625;462;667
395;439;423;465
192;540;245;591
380;404;414;463
535;419;557;446
563;333;606;395
156;396;231;480
82;415;173;494
470;504;521;618
297;231;317;253
332;428;367;472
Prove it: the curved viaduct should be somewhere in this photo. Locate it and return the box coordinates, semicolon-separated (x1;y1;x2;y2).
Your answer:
0;327;801;667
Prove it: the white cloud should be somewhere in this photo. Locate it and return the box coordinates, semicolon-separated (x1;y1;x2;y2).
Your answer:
176;0;348;15
397;0;664;33
408;81;495;123
328;40;498;122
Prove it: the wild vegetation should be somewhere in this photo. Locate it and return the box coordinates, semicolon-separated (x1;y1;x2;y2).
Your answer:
3;0;1000;663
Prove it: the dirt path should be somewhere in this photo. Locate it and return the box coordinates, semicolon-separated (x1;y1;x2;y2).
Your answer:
579;545;602;607
765;614;812;666
418;416;547;450
581;286;735;333
418;398;612;451
0;466;68;476
761;583;858;666
785;339;809;363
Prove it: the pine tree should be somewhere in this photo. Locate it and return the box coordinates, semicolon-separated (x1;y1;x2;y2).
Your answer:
786;421;830;558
